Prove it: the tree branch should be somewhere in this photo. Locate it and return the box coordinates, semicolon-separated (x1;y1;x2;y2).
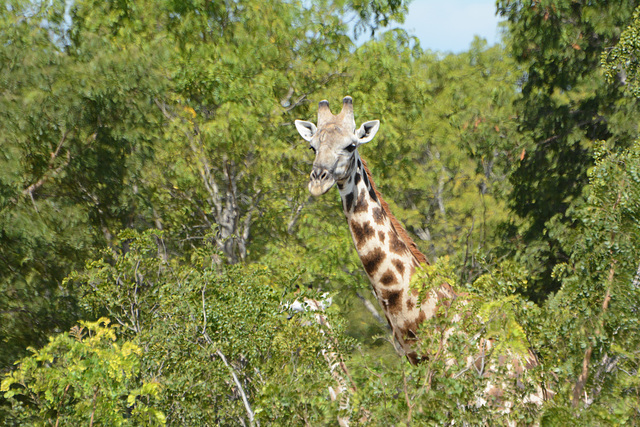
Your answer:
215;348;258;427
22;130;72;198
355;292;386;327
573;186;623;407
201;284;258;426
287;197;310;234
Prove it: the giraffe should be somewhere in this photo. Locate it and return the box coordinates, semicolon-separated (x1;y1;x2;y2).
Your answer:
295;96;457;364
295;97;552;420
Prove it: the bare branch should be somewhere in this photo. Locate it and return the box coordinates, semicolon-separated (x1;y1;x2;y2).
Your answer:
573;258;617;407
215;348;257;426
200;284;258;425
23;130;72;197
287;196;310;234
355;292;386;327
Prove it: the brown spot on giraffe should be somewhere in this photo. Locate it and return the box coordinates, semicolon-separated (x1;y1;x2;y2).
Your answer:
397;326;419;353
353;188;369;214
381;288;403;315
348;156;355;174
392;259;405;276
378;231;385;242
350;220;375;249
379;269;397;286
372;207;385;225
344;190;355;212
406;298;415;311
361;247;386;276
368;186;378;202
389;230;408;256
403;318;417;335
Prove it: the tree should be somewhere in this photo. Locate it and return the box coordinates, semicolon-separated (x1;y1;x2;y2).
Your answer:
1;318;165;426
67;230;353;425
339;34;520;282
496;0;640;300
0;0;411;379
525;142;640;424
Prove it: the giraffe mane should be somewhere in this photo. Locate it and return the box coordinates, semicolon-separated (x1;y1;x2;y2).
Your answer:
360;157;429;266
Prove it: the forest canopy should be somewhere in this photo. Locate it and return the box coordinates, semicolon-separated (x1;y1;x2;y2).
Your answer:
1;0;640;424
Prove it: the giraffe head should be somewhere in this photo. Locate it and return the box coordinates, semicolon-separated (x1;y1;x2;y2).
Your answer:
295;96;380;196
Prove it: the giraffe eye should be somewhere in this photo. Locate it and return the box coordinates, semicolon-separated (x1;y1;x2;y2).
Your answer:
345;143;357;153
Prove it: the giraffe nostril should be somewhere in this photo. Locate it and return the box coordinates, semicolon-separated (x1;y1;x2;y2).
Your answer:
311;168;330;181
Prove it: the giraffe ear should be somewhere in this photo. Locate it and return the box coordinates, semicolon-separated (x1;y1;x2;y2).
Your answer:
356;120;380;144
295;120;317;142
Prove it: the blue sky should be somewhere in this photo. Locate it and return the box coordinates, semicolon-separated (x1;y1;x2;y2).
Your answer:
395;0;504;53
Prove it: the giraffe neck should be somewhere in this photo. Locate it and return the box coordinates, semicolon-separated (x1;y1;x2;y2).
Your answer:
337;154;446;362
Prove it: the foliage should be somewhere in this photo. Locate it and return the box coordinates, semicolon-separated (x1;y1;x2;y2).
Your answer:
0;0;394;374
1;318;165;426
0;0;96;373
604;5;640;98
2;0;640;425
536;141;640;423
67;230;352;425
497;0;640;300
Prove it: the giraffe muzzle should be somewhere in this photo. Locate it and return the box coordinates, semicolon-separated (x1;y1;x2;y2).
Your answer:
308;167;335;197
